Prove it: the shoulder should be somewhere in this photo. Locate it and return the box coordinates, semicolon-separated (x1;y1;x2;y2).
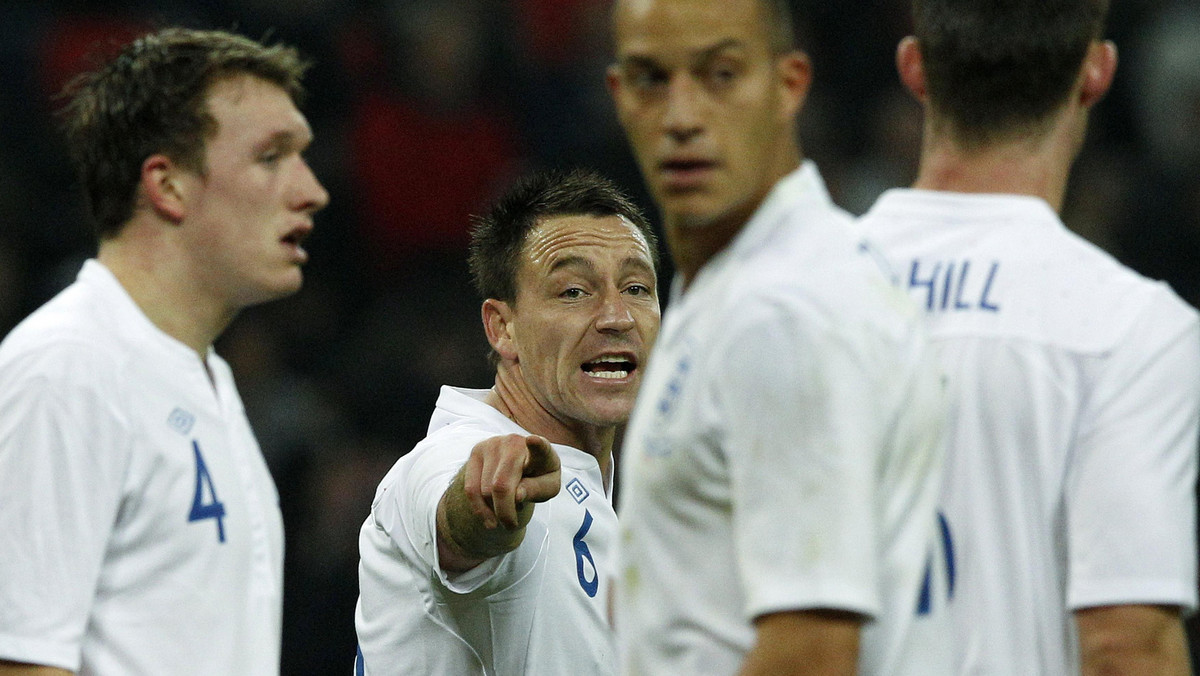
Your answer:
859;191;1192;352
0;302;128;401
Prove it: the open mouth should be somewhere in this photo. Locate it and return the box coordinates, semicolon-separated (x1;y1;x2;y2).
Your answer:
280;224;313;263
581;355;637;380
281;225;311;247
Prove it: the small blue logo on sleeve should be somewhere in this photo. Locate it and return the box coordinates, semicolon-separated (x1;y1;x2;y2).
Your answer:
566;478;590;504
167;408;195;435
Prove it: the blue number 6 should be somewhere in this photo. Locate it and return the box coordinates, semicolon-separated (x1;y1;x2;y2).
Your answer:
189;441;227;543
573;510;598;597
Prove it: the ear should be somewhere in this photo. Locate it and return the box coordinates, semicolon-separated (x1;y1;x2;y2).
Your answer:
776;50;813;120
896;36;928;103
1079;40;1117;109
605;63;624;102
140;153;187;222
482;299;519;363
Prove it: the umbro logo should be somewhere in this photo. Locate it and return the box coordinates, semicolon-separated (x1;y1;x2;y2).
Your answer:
167;407;195;435
566;478;590;504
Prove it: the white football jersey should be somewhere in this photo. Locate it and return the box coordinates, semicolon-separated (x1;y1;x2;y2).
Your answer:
859;189;1199;674
617;163;953;675
356;386;617;675
0;260;284;674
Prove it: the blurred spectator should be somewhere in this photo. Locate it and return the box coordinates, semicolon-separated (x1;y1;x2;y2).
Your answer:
344;0;521;284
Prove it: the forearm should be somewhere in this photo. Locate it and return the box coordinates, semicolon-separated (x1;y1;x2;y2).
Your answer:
0;660;72;675
436;470;533;571
1077;604;1192;676
737;610;861;676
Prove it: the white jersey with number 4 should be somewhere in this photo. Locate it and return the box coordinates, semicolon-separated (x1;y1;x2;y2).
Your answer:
617;163;953;676
859;189;1199;675
356;386;616;676
0;259;285;674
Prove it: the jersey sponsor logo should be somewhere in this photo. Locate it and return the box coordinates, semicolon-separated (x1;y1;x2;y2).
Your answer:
566;477;590;504
908;259;1001;313
167;407;196;435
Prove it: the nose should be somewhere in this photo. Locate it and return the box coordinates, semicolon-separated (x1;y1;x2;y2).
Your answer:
662;75;703;144
595;290;635;334
295;159;330;214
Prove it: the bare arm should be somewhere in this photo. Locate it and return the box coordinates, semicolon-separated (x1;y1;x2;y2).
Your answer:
737;609;862;676
1076;604;1191;676
0;661;72;676
436;434;561;572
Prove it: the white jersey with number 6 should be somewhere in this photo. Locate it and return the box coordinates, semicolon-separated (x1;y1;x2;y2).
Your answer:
356;386;616;676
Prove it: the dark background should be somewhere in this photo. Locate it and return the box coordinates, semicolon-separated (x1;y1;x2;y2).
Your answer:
1;1;1197;672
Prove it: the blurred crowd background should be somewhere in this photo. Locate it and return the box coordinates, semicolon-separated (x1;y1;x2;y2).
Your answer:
1;1;1197;673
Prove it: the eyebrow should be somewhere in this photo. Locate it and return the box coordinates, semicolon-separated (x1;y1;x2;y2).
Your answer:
548;255;597;276
618;38;747;69
548;255;656;279
254;128;313;153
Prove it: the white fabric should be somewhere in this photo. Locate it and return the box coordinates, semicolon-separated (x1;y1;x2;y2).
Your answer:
355;386;617;675
0;260;284;675
617;163;952;675
859;189;1200;675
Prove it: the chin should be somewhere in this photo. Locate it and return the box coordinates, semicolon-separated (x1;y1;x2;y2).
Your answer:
660;199;725;231
582;400;636;429
240;273;304;308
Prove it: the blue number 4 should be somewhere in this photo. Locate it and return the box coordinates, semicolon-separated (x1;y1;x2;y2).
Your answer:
189;441;227;543
573;510;598;597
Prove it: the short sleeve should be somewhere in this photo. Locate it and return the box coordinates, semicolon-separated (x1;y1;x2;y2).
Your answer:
373;430;526;595
0;347;131;670
713;301;883;621
1067;297;1199;612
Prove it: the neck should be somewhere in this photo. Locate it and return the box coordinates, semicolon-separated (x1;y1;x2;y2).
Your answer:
913;116;1082;212
665;212;747;288
486;367;615;478
668;158;802;288
97;227;235;359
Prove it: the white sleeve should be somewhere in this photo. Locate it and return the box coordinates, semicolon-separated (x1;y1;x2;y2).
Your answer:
1067;298;1199;612
375;430;531;594
713;305;882;622
0;348;130;670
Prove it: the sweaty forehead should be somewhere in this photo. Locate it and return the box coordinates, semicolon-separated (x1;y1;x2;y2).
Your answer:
523;214;653;270
613;0;767;55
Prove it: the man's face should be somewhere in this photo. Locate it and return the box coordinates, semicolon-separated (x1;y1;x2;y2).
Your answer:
607;0;809;232
502;214;660;429
179;75;329;310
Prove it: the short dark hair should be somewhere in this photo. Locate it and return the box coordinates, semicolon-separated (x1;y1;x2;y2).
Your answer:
761;0;799;54
469;167;658;305
58;27;311;240
913;0;1109;147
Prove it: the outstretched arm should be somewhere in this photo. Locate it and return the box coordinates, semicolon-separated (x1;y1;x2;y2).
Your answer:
436;434;561;572
1076;604;1191;676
